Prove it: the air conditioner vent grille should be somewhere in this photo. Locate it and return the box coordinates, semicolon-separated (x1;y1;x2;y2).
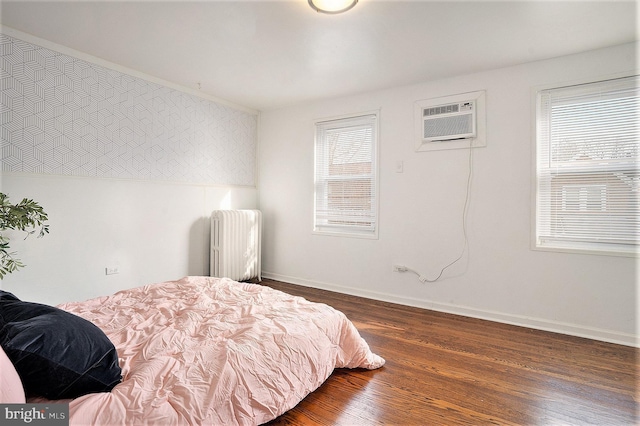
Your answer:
423;103;460;116
423;114;473;139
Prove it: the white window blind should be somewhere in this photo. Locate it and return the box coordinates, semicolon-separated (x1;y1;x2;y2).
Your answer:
314;113;378;237
535;75;639;255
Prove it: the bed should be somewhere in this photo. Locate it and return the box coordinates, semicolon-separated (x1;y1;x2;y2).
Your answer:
0;276;384;425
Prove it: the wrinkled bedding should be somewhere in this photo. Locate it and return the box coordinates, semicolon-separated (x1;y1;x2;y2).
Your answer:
50;276;384;425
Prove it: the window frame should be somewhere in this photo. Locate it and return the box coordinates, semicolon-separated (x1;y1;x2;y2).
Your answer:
532;74;639;257
313;110;380;239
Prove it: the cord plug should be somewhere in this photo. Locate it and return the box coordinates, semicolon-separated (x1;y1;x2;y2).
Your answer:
393;265;408;272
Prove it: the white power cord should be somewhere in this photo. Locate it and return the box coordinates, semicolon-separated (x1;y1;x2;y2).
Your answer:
396;143;473;283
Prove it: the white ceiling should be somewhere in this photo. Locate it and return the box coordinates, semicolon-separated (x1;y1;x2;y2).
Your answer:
0;1;637;111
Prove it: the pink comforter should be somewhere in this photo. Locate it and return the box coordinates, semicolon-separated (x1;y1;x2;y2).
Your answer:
55;276;384;425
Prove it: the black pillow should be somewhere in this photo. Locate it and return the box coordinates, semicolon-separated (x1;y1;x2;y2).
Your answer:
0;290;122;399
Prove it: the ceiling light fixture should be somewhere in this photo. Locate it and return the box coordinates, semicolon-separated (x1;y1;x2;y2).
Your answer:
308;0;358;14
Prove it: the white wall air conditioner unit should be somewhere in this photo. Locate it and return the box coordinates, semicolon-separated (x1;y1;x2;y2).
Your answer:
415;90;486;152
422;100;476;142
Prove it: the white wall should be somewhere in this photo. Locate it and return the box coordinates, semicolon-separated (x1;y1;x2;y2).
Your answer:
258;43;638;346
0;31;259;305
1;174;257;305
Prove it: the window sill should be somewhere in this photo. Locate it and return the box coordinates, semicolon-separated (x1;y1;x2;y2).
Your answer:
312;229;379;240
532;242;639;258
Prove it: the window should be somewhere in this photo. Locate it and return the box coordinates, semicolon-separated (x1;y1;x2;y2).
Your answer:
535;75;639;255
314;112;378;238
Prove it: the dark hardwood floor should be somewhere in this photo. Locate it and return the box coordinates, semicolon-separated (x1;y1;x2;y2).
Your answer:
258;279;638;425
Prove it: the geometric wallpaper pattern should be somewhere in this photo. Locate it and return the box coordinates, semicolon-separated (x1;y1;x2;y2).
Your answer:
0;33;257;186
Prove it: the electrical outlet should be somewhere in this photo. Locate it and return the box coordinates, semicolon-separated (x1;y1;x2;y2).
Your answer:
105;266;120;275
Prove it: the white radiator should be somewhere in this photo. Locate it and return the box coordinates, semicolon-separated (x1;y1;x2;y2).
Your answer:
210;210;262;281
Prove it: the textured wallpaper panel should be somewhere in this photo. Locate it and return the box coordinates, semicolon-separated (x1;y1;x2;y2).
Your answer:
0;34;257;186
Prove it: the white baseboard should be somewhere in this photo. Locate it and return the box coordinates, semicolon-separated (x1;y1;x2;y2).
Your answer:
262;271;639;348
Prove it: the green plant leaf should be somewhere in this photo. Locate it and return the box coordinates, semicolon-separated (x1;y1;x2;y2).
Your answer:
0;193;49;277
